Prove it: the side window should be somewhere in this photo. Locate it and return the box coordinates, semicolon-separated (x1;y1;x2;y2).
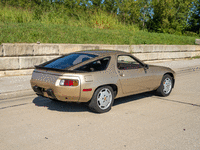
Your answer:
117;55;141;70
75;57;110;72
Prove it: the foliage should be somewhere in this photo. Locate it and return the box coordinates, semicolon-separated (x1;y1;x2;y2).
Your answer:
0;0;199;43
117;0;142;24
146;0;193;34
103;0;118;14
187;0;200;34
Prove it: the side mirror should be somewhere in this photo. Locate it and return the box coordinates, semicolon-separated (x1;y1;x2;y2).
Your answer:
144;64;149;69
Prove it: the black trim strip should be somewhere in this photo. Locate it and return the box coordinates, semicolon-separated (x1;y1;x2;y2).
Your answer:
35;65;86;73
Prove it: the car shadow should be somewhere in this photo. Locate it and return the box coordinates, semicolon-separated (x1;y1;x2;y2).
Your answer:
113;91;154;106
32;91;154;113
32;96;90;112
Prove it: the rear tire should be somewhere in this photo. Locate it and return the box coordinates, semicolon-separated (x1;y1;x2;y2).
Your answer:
88;86;114;113
156;74;173;97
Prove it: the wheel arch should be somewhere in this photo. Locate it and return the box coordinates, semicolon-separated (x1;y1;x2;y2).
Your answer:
94;84;118;98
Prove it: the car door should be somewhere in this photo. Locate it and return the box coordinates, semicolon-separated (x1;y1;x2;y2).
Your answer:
117;55;150;94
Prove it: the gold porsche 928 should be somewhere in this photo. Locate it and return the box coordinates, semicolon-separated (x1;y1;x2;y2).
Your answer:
30;50;175;113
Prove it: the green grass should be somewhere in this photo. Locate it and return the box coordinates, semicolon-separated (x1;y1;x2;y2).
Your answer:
0;22;197;45
0;5;199;45
191;55;200;59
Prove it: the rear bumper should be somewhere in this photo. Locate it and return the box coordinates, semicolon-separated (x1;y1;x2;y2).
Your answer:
30;78;80;102
30;79;94;102
33;86;56;98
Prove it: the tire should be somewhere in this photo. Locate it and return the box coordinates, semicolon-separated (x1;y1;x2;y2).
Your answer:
88;86;114;113
156;74;173;97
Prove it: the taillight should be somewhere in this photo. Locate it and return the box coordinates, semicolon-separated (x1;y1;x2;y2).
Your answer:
60;79;79;86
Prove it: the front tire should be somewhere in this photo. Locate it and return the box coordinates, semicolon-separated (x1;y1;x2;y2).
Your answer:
156;74;173;97
89;86;114;113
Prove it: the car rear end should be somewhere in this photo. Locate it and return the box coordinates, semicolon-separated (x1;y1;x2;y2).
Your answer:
30;69;82;102
30;51;120;103
30;52;100;102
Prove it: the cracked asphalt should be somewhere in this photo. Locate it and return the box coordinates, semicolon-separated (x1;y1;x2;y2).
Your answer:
0;70;200;150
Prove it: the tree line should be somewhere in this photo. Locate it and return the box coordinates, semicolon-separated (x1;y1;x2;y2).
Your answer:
1;0;200;36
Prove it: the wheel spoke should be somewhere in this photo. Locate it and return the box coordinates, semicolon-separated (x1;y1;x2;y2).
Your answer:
97;93;104;107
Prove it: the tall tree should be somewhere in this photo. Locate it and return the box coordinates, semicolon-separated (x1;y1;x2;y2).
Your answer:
147;0;193;34
90;0;103;9
188;0;200;34
139;0;152;29
117;0;142;24
104;0;118;14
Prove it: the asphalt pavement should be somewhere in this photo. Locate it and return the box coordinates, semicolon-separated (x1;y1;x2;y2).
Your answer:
0;68;200;150
0;58;199;100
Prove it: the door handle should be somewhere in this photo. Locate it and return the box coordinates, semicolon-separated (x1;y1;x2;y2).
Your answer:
119;73;125;77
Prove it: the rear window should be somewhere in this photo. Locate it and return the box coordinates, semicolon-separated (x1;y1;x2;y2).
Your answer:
44;53;97;69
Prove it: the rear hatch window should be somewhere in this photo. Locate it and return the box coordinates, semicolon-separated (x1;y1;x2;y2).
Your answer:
44;53;97;69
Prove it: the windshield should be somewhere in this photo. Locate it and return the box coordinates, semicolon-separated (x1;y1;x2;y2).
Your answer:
44;53;97;69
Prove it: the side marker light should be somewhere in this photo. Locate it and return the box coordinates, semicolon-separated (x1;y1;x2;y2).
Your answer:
83;89;92;92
